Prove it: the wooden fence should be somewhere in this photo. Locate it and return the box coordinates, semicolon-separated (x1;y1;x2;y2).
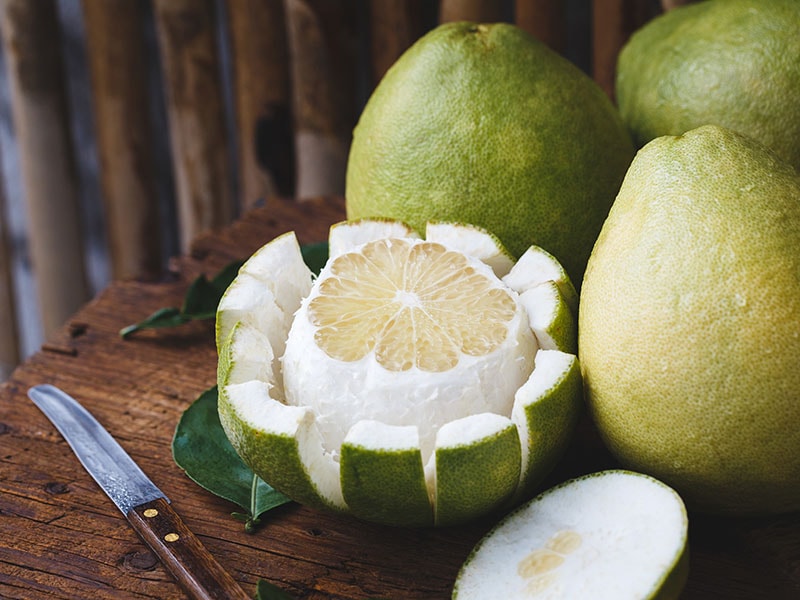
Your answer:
0;0;691;380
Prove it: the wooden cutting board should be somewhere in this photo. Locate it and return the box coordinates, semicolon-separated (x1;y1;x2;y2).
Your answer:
0;196;797;599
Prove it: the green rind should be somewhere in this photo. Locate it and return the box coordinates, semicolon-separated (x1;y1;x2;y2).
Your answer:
217;382;343;514
513;350;583;502
434;418;521;527
340;428;433;527
521;280;578;355
649;543;690;600
503;245;579;315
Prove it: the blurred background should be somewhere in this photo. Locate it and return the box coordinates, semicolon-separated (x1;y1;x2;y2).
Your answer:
0;0;682;380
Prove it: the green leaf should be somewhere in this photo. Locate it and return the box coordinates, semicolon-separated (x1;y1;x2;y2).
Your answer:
255;579;296;600
172;387;291;531
120;240;327;338
119;259;243;338
119;307;188;338
301;241;329;276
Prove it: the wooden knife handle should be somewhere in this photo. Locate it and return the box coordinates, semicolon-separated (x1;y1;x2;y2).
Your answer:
127;497;251;600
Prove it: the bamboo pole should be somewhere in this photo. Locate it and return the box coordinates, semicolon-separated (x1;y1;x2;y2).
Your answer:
592;0;653;98
0;0;90;338
438;0;507;23
515;0;566;53
368;0;427;88
152;0;233;253
82;0;162;281
226;0;294;209
0;172;19;380
284;0;358;198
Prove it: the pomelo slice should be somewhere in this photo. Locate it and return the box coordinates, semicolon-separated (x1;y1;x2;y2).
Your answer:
453;470;689;599
216;219;583;527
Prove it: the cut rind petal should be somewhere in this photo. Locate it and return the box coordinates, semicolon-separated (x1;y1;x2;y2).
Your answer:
340;421;433;527
519;281;578;354
453;470;689;600
218;380;345;512
216;231;312;353
425;222;515;277
217;321;275;388
329;218;418;259
502;245;578;314
512;349;583;501
237;231;313;314
430;413;521;527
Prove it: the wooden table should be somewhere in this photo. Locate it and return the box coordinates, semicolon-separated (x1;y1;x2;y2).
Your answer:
1;197;798;599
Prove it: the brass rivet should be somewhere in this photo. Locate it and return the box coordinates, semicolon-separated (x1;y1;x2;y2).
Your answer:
164;533;180;543
143;508;159;518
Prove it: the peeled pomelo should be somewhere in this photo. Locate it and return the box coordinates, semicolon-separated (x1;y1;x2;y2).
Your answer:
453;470;689;600
579;124;800;515
216;219;583;526
345;21;635;285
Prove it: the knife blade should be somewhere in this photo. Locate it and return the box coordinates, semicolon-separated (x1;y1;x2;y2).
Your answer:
28;384;251;600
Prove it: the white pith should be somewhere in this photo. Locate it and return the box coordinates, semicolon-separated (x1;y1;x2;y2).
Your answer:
454;471;688;599
282;235;537;461
217;221;581;521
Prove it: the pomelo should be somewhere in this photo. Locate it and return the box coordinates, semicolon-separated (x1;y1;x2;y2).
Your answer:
579;125;800;515
616;0;800;170
345;22;635;285
216;220;583;526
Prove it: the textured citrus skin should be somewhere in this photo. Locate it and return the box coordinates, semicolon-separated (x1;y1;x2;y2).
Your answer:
616;0;800;170
579;125;800;515
346;22;635;285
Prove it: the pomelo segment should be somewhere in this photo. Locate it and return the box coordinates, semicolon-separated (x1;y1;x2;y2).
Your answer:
453;471;689;599
216;219;583;527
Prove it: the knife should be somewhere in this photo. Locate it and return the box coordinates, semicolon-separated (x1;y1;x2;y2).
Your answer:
28;384;251;600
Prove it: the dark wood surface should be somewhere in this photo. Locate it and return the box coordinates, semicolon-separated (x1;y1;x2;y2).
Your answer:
0;196;798;599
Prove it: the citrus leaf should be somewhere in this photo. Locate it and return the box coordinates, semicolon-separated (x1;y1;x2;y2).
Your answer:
172;386;291;531
300;241;328;276
121;243;326;337
256;579;296;600
119;307;188;338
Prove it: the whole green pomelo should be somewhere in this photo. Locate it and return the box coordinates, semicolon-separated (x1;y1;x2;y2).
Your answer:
616;0;800;171
579;124;800;515
346;22;635;285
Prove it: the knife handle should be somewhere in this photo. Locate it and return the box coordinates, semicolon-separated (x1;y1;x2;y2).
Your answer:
127;497;251;600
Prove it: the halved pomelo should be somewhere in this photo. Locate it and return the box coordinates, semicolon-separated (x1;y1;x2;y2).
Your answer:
216;219;582;527
454;470;689;599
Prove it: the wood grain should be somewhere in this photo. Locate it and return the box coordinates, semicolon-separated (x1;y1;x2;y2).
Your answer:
0;197;798;599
